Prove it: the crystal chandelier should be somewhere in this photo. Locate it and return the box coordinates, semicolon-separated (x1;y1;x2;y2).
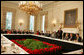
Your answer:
19;1;42;15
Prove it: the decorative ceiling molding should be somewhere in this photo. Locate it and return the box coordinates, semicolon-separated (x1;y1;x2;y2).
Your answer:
1;1;59;7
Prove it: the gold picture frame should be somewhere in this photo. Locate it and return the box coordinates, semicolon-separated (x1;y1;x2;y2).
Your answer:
64;8;78;28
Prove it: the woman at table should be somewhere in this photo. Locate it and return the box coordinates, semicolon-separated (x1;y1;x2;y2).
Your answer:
36;30;40;35
74;33;82;42
51;31;56;38
64;33;69;40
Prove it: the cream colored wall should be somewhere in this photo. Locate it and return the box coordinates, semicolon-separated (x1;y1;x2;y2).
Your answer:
1;2;30;31
1;7;3;29
1;1;83;39
15;9;29;30
41;1;83;38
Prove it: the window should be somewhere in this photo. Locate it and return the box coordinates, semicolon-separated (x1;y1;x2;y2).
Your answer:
42;15;45;33
30;15;34;32
6;12;12;30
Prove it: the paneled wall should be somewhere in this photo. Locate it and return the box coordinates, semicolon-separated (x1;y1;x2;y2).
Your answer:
42;1;83;38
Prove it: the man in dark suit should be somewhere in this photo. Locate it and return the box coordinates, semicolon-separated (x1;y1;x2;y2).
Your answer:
13;29;17;34
40;31;44;35
69;33;75;41
1;29;4;34
26;30;29;34
28;30;31;34
18;30;21;34
74;33;82;42
57;28;63;39
5;29;7;34
47;31;51;37
16;30;19;34
22;30;25;34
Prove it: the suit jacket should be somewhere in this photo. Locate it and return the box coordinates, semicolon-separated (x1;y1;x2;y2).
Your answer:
69;36;75;41
4;30;7;34
57;30;63;39
26;31;28;34
64;36;69;40
41;33;44;35
13;31;17;34
22;31;24;34
75;37;82;42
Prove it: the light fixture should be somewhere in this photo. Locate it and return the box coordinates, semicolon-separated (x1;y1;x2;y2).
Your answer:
52;3;56;27
52;20;56;27
18;1;43;15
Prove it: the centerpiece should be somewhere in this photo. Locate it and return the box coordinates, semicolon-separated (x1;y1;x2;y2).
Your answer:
11;39;61;54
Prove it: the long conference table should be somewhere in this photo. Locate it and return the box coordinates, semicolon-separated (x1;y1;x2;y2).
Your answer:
1;34;83;54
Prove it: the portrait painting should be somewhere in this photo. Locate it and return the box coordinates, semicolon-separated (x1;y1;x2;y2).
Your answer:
64;8;78;28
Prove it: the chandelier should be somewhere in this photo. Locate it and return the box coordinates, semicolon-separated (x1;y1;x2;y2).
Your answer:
19;1;43;15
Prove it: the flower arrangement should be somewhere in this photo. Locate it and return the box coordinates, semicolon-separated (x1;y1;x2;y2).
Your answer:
11;39;61;54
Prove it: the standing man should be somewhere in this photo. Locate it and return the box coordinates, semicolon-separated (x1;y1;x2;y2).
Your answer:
57;28;63;39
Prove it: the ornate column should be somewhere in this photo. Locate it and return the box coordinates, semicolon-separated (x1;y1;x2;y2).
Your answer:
34;15;38;33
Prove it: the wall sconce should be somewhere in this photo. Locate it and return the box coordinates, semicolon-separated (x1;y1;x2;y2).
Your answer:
18;19;24;26
19;22;23;26
52;20;56;27
52;23;56;27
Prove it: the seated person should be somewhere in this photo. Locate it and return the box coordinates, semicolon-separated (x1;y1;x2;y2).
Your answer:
47;31;51;37
22;30;24;34
68;33;75;41
7;29;11;34
28;30;31;34
26;30;29;34
51;31;56;38
36;30;40;35
45;31;51;37
63;33;69;40
16;30;19;34
74;33;82;42
30;30;34;34
40;31;44;35
20;30;23;34
11;29;14;34
4;29;7;34
24;30;26;34
1;29;5;34
13;29;17;34
44;31;48;36
6;29;9;34
18;30;21;34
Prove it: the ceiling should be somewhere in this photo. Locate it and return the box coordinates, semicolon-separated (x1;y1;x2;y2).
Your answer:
1;1;58;6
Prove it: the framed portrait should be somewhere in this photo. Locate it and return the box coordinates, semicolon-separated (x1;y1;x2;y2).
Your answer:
64;8;78;28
